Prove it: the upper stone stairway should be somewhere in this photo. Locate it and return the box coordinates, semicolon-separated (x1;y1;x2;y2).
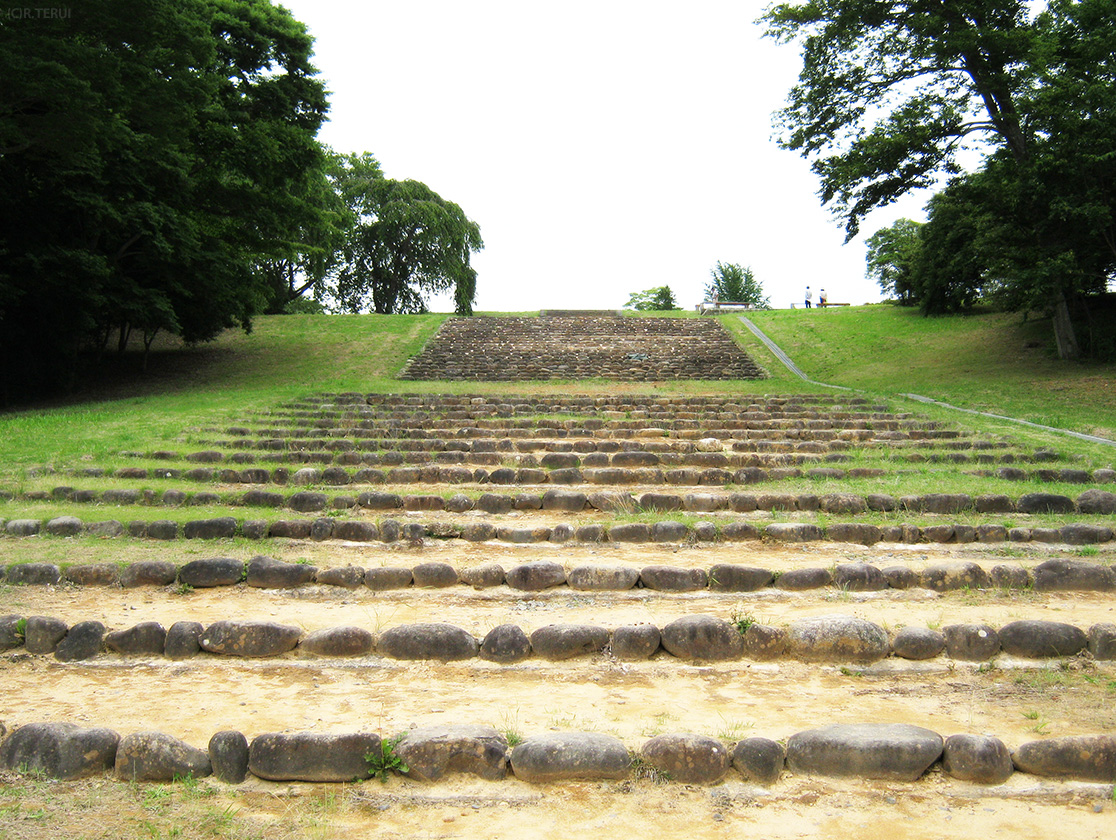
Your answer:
397;315;766;380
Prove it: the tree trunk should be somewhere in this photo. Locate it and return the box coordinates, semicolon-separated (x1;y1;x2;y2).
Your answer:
1052;290;1080;360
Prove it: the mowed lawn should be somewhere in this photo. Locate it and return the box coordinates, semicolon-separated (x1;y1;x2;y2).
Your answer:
0;306;1113;477
734;305;1116;441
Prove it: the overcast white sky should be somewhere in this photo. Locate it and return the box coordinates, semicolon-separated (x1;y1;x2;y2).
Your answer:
280;0;931;312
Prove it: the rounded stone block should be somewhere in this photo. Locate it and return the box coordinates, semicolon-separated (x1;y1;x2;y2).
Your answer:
378;623;477;661
529;624;609;660
1012;735;1116;782
105;622;167;655
567;565;639;591
660;615;744;662
116;732;211;782
786;615;889;664
505;561;565;591
411;562;458;588
942;734;1013;785
943;623;1000;661
609;624;660;660
178;557;244;588
459;564;505;589
786;723;943;781
1;722;119;780
209;730;249;784
732;737;785;785
396;724;509;782
199;620;301;658
891;626;945;660
997;620;1087;658
249;732;380;782
300;626;374;657
479;624;531;663
641;733;729;784
510;733;629;783
246;555;316;589
164;621;204;660
639;565;707;592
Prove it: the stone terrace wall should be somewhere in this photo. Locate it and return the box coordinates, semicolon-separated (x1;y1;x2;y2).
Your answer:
397;316;766;380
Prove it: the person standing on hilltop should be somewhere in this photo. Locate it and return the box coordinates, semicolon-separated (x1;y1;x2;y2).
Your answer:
804;286;813;309
819;288;827;307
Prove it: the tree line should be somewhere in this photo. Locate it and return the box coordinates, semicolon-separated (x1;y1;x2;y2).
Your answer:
0;0;481;400
765;0;1116;360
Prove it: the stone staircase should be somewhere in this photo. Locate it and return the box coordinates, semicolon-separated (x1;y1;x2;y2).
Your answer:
397;315;766;380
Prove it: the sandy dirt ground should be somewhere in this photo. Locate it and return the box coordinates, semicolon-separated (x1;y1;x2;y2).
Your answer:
2;539;1115;838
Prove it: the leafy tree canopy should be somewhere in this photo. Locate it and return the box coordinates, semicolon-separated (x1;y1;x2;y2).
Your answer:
0;0;329;397
625;286;681;311
325;152;484;316
705;262;770;309
864;219;923;305
766;0;1116;358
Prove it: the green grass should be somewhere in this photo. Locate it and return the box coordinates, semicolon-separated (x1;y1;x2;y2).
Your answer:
0;308;1113;488
733;305;1116;441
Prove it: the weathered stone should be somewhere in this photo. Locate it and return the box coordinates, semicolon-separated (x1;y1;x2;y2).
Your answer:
607;522;651;543
87;520;125;538
997;620;1087;658
54;620;104;661
920;524;955;543
819;493;867;514
530;624;609;660
757;493;798;511
315;566;366;588
164;621;203;659
976;524;1009;543
249;732;380;782
199;620;301;657
639;565;707;591
45;515;82;536
774;567;832;591
404;494;446;512
460;522;497;542
641;733;729;784
910;493;973;514
880;566;917;590
411;562;458;588
660;615;744;661
865;493;898;512
1088;623;1116;660
179;557;243;588
942;734;1013;784
455;564;502;589
309;517;335;541
1012;736;1116;782
708;564;772;591
1031;527;1062;543
943;623;1000;661
246;555;316;588
732;737;785;785
921;561;990;592
1060;523;1114;545
650;521;691;543
288;491;329;513
0;615;23;651
378;623;477;661
6;519;42;536
609;624;660;660
243;489;284;507
496;525;550;543
541;489;587;512
506;561;565;591
5;563;61;586
479;624;531;663
183;517;238;540
1077;489;1116;515
1018;492;1075;514
639;492;682;512
575;524;606;542
300;626;374;657
722;522;762;541
1;722;119;780
827;523;881;546
209;730;249;784
105;622;166;655
268;519;312;539
396;725;509;782
786;615;889;664
358;491;403;510
764;523;823;542
833;563;887;591
786;723;943;781
116;732;211;781
62;563;120;587
892;626;945;660
333;520;379;542
510;733;629;782
24;611;67;651
566;564;639;591
975;494;1015;514
744;624;788;660
1033;559;1116;592
729;492;760;511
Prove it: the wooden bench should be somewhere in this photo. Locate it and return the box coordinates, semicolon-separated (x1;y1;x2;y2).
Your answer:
697;300;757;315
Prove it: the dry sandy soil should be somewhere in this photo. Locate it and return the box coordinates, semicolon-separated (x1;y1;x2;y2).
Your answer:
2;538;1115;839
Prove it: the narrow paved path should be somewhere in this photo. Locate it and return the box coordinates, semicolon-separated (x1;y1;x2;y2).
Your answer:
739;315;1116;448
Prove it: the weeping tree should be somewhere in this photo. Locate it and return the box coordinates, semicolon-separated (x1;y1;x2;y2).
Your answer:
329;153;483;315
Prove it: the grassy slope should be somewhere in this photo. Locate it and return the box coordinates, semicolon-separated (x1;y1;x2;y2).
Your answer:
728;305;1116;441
0;307;1113;475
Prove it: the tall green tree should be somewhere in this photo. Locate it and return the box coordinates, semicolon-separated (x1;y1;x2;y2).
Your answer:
624;286;681;311
864;219;923;305
0;0;329;397
328;152;483;315
764;0;1116;358
705;262;770;308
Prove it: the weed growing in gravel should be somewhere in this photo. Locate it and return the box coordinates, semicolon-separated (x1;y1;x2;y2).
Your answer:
628;753;671;784
713;715;755;742
366;734;409;782
496;711;524;747
1074;545;1100;557
730;608;755;636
